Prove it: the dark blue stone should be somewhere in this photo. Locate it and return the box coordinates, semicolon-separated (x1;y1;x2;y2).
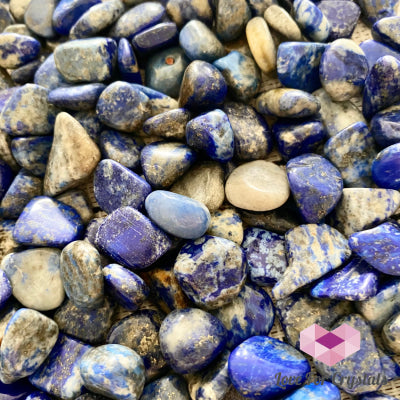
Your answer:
10;59;42;85
286;153;343;223
360;394;399;400
277;42;327;93
117;38;142;84
141;374;189;400
48;84;106;111
228;336;311;399
95;206;172;270
73;109;104;144
373;17;400;52
282;382;341;400
34;53;70;91
165;0;213;27
215;0;250;41
94;159;151;214
370;104;400;147
0;159;13;203
0;269;11;309
13;196;84;247
360;39;400;70
372;142;400;189
24;0;56;38
0;379;36;400
132;22;178;54
159;308;227;374
357;0;399;24
378;346;400;381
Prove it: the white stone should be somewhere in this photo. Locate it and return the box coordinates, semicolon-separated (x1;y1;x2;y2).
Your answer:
264;5;302;41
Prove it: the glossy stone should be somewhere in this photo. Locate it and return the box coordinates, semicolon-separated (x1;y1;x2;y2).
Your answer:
166;0;213;27
207;208;243;245
373;17;400;52
34;53;70;91
95;207;172;269
24;0;56;38
71;106;107;143
287;154;343;223
159;308;227;374
57;190;93;225
382;312;400;353
141;374;189;400
117;38;141;84
372;143;400;189
0;270;11;309
378;346;400;381
25;392;52;400
264;5;302;41
272;224;351;299
0;33;40;69
0;378;36;400
371;104;400;147
133;22;178;54
361;40;400;71
282;382;341;400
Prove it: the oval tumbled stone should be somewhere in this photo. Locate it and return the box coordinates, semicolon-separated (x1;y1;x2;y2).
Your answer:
0;33;40;69
225;160;290;211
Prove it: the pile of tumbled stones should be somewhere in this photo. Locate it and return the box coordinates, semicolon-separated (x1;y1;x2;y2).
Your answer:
2;0;400;399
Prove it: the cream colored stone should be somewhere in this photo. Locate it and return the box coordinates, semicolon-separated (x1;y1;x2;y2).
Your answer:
264;5;302;41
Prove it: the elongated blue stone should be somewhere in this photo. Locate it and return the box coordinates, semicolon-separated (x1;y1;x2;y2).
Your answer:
117;38;142;84
282;382;341;400
371;104;400;147
0;33;40;69
372;143;400;189
133;22;179;54
141;374;189;400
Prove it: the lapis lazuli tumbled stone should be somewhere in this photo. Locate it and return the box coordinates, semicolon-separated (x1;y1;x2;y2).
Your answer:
372;16;400;53
34;53;70;91
360;393;399;400
0;159;13;203
360;39;400;70
282;382;341;400
117;38;142;84
371;105;400;148
133;22;179;54
10;59;42;85
357;0;399;24
215;0;250;41
372;142;400;189
207;208;243;245
141;374;189;400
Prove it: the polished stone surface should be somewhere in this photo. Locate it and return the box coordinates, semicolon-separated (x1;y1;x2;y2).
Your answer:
372;142;400;189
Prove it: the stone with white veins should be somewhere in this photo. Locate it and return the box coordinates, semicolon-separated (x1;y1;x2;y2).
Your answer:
44;112;101;197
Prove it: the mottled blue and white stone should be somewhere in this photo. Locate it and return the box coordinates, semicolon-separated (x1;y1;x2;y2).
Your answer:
159;308;227;374
207;208;243;245
311;256;379;301
54;38;117;83
360;393;400;400
229;336;311;399
371;104;400;147
141;141;196;188
373;16;400;53
141;374;189;400
0;269;11;309
314;314;383;395
372;142;400;189
242;227;287;286
29;334;92;399
363;55;400;120
378;346;400;381
282;382;341;400
320;39;368;102
0;33;40;69
13;196;84;247
69;0;125;39
95;207;172;269
287;154;343;223
117;38;141;84
174;235;247;309
0;309;58;384
357;0;400;24
94;159;151;214
56;190;93;225
70;108;104;143
34;53;70;91
277;42;326;93
382;312;400;353
1;248;65;311
324;121;377;187
272;224;351;299
361;40;400;72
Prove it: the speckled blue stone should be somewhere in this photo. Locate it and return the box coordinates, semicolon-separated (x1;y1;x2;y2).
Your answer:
0;169;42;219
0;33;40;69
84;217;105;245
0;379;36;400
96;81;150;132
10;59;42;85
311;256;379;301
73;109;104;144
282;382;341;400
29;334;92;400
103;264;149;311
0;269;11;309
214;51;260;102
25;392;52;400
242;227;287;286
373;17;400;52
360;394;399;400
273;119;326;161
277;42;327;93
52;0;101;35
24;0;56;38
360;40;400;71
0;160;13;203
363;55;400;120
13;196;84;247
179;60;227;111
95;206;172;270
372;143;400;189
133;22;178;54
314;314;383;395
287;154;343;223
34;54;70;91
159;308;227;374
378;346;400;381
317;1;360;40
357;0;399;24
117;38;141;84
165;0;213;27
94;159;151;214
141;374;189;400
229;336;311;399
371;105;400;148
99;130;142;170
48;84;106;111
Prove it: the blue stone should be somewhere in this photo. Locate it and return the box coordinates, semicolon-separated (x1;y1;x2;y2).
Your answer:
140;141;196;188
0;270;11;309
107;309;167;379
73;109;104;144
179;60;227;111
311;256;379;301
378;346;400;381
242;227;287;286
372;142;400;189
95;207;172;270
215;0;250;41
360;394;399;400
0;379;35;400
371;104;400;147
360;39;400;70
0;33;40;69
52;0;101;35
94;159;151;214
357;0;399;24
10;59;42;85
363;55;400;120
273;119;326;161
277;42;327;93
13;196;84;247
141;374;189;400
110;2;166;39
373;16;400;52
24;0;56;38
34;53;70;91
84;217;105;246
0;169;42;219
186;109;234;162
25;392;52;400
54;38;117;83
0;160;13;202
314;314;384;395
287;154;343;223
69;0;125;39
96;81;150;132
145;190;211;239
103;263;149;311
282;382;341;400
48;84;106;111
228;336;311;399
317;1;360;40
174;235;247;309
99;130;142;170
382;312;400;353
53;298;114;345
159;308;227;374
324;121;377;187
214;51;260;102
117;38;142;84
223;102;272;160
145;47;189;98
165;0;213;27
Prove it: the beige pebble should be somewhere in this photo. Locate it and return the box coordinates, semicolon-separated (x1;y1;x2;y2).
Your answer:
207;208;244;245
264;5;302;41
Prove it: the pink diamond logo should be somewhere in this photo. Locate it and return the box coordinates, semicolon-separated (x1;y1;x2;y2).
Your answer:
300;323;360;366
